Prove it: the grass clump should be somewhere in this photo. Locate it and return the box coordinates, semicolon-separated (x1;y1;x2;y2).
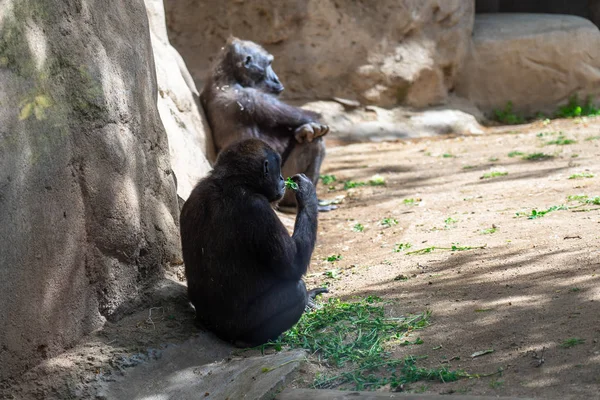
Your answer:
569;172;594;180
585;136;600;141
516;205;568;219
381;218;398;228
493;101;524;125
344;180;366;190
368;175;386;186
545;133;576;146
325;254;342;262
481;226;497;234
406;244;486;255
353;223;365;232
481;170;508;179
393;243;412;252
320;174;337;185
264;297;466;390
403;198;421;205
508;151;524;158
555;95;600;118
523;152;554;161
560;338;585;348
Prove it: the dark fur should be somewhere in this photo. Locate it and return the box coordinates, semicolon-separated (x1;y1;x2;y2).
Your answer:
180;139;325;346
200;37;328;207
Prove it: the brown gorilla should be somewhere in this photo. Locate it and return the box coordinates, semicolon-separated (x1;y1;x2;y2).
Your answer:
200;37;333;211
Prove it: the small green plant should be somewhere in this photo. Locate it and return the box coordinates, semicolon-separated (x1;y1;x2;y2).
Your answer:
324;269;340;279
494;101;524;125
508;151;524;158
325;254;342;262
353;223;365;232
381;218;398;228
406;244;486;255
368;175;386;186
393;243;412;252
344;180;366;190
560;338;585;348
569;287;581;293
285;177;298;191
489;379;504;389
523;152;554;161
444;217;458;226
567;194;589;202
545;133;576;145
481;226;497;234
481;170;508;179
403;198;421;205
320;175;337;185
569;172;594;179
516;205;568;219
462;165;476;170
555;95;600;118
442;153;455;158
585;136;600;141
488;157;499;162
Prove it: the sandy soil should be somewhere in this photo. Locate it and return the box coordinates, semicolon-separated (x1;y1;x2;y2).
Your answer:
298;117;600;399
2;117;599;399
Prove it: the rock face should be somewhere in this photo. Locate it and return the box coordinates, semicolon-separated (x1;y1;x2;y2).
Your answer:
0;0;180;381
456;14;600;115
145;0;214;200
165;0;474;108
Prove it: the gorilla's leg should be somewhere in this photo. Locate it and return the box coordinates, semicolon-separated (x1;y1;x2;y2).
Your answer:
234;280;309;347
280;138;335;212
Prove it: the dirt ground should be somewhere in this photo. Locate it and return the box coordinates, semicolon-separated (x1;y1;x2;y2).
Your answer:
2;117;599;399
297;117;600;399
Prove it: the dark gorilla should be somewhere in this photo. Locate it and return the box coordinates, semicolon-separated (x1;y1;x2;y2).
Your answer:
200;37;333;211
180;139;327;346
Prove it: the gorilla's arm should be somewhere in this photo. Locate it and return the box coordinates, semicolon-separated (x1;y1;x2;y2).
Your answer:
249;196;318;281
235;87;320;131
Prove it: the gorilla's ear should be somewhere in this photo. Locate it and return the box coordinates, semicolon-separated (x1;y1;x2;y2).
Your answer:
263;159;269;176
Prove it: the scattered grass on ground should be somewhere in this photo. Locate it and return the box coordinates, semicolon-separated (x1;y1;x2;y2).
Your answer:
523;152;554;161
560;338;585;348
320;175;337;185
353;223;365;232
343;180;366;190
508;151;524;158
393;243;412;252
406;244;487;255
403;198;421;205
264;297;471;390
481;226;498;234
325;254;342;262
545;133;577;146
585;136;600;141
568;172;594;180
481;170;508;179
368;175;386;186
516;205;568;219
381;218;398;228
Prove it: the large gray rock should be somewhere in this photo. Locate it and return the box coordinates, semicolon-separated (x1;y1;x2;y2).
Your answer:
0;0;180;381
165;0;474;107
145;0;214;200
301;100;484;143
455;13;600;115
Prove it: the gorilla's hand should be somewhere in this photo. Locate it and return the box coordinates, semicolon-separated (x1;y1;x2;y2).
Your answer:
291;174;317;208
294;122;329;143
